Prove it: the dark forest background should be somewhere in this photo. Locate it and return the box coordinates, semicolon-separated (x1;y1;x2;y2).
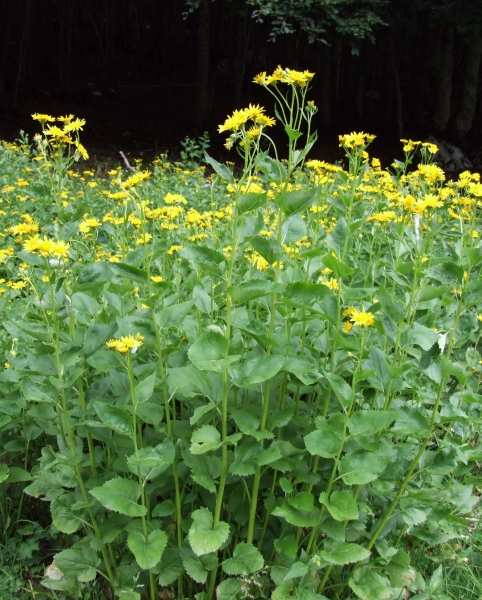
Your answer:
1;0;482;167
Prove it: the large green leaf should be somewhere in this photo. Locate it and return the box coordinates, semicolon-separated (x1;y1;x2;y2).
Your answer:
156;301;194;329
188;508;230;556
190;425;222;454
127;529;168;570
78;261;113;286
282;282;334;310
319;491;358;521
135;372;156;404
227;280;284;303
157;548;184;586
304;416;341;458
90;478;146;517
188;331;238;372
94;401;132;436
222;543;264;575
233;354;285;387
110;262;148;284
272;503;319;527
347;410;396;437
275;188;318;216
216;578;245;600
126;440;174;480
51;493;84;534
236;192;268;215
349;567;393;600
204;152;234;183
250;235;284;264
55;547;101;582
321;254;353;277
324;372;353;409
180;546;218;583
319;541;371;565
338;451;388;485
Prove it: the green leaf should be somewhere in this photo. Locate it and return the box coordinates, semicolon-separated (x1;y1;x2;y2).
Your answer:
180;547;217;583
428;261;464;284
156;301;194;329
110;262;148;283
236;192;268;215
282;213;307;244
126;440;174;480
275;188;318;217
284;124;303;141
157;547;184;586
55;547;101;582
234;354;285;387
402;323;439;351
304;424;340;458
228;280;284;303
181;443;219;493
272;503;319;527
325;218;347;257
283;282;334;310
321;254;353;277
0;463;9;483
204;152;234;183
222;543;264;575
78;261;113;286
284;562;308;581
179;246;226;276
188;508;230;556
319;491;359;521
392;407;430;438
188;332;238;372
250;235;284;264
216;578;244;600
94;401;132;436
347;410;396;437
81;323;118;355
319;542;371;566
256;152;286;184
127;529;168;570
338;451;388;485
72;292;97;315
51;494;84;534
288;492;314;512
349;567;393;600
190;425;222;454
6;466;32;483
135;372;156;404
90;478;147;517
324;372;352;410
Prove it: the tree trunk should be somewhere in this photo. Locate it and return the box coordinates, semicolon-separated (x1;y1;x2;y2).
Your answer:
432;25;454;135
195;0;210;132
453;31;482;142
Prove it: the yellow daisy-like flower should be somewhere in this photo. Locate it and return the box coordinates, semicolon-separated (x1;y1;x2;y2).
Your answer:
32;113;55;123
218;109;249;133
106;333;144;354
121;170;151;189
349;308;375;327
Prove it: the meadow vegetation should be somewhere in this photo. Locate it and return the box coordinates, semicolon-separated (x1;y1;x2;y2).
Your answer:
0;67;481;600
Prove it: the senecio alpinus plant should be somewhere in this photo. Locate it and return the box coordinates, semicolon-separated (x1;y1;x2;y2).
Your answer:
0;66;481;600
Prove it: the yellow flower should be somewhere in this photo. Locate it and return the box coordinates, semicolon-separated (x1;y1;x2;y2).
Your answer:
57;114;75;123
32;113;55;123
106;333;144;354
121;170;151;189
339;132;375;149
349;308;375;327
477;314;482;322
218;109;249;133
342;322;353;333
4;362;9;369
74;141;89;160
150;275;164;282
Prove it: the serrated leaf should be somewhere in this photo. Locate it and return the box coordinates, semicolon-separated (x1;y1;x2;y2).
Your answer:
90;478;146;517
188;331;235;372
222;543;264;575
51;494;84;534
324;372;353;409
126;440;174;480
190;425;222;454
272;503;319;527
216;578;244;600
319;542;371;565
127;529;167;570
54;547;101;582
157;547;184;586
349;567;393;600
338;451;388;485
275;188;317;216
319;491;358;521
94;401;132;436
250;235;284;264
180;547;217;583
188;508;230;556
204;152;234;183
234;354;284;387
135;372;156;404
227;280;284;303
347;410;396;437
236;192;268;215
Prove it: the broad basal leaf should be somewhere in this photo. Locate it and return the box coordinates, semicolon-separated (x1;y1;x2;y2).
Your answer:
54;547;101;582
347;410;396;438
319;491;358;522
188;508;230;556
94;401;132;436
222;542;264;575
349;567;393;600
127;529;168;570
90;478;146;517
338;451;388;485
319;542;371;566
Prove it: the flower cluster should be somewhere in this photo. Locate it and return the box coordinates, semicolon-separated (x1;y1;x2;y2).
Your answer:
23;235;70;259
106;334;144;354
253;66;315;88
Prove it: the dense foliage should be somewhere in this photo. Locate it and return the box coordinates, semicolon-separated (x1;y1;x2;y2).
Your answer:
0;68;481;600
